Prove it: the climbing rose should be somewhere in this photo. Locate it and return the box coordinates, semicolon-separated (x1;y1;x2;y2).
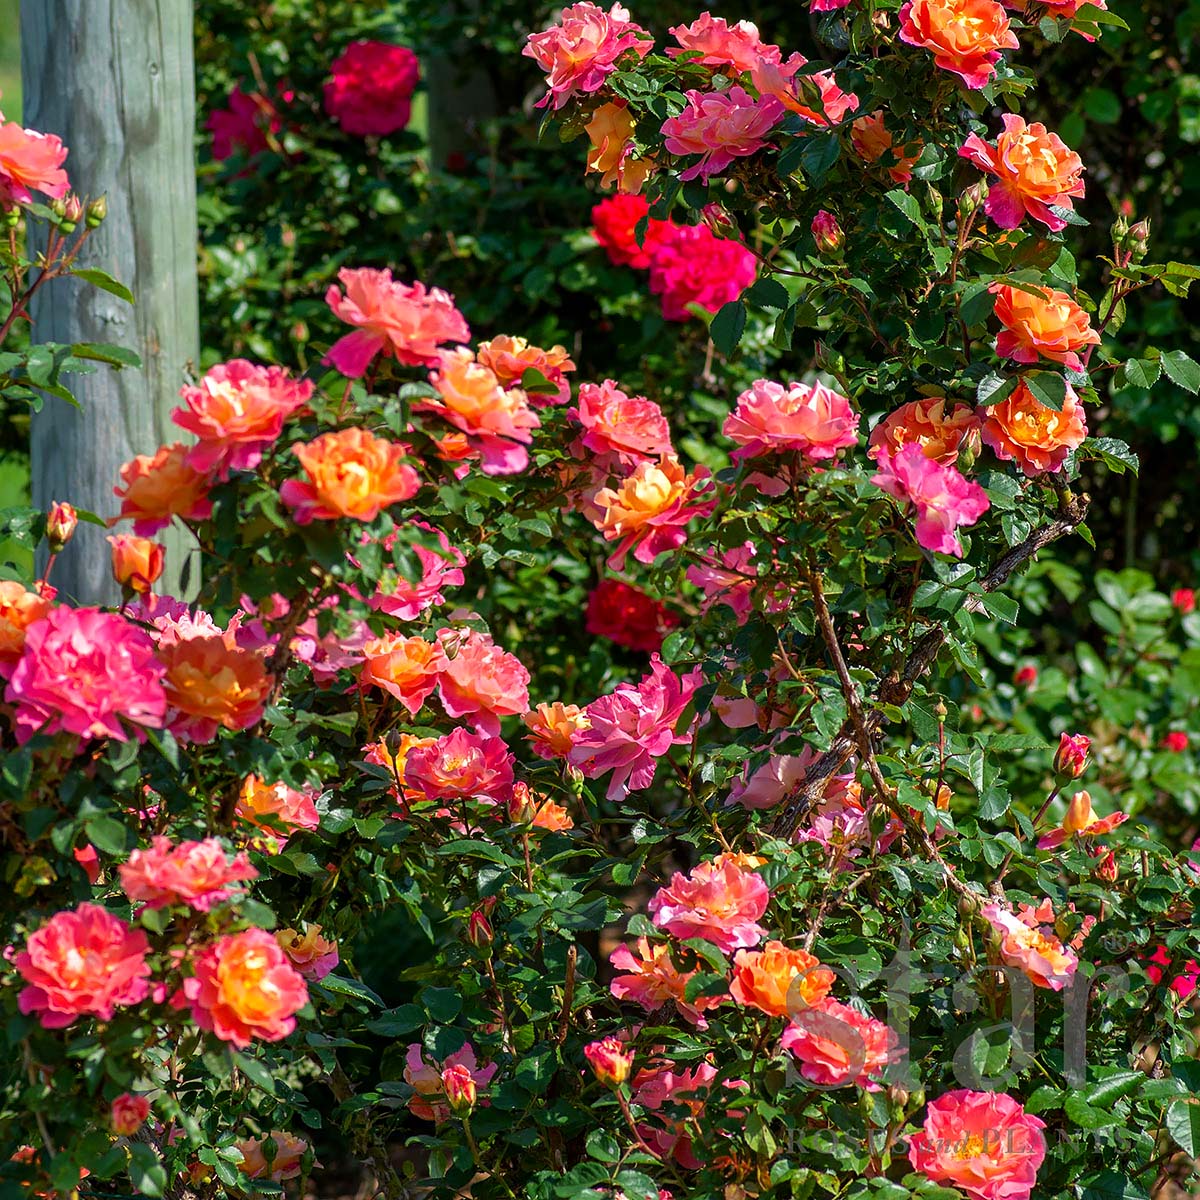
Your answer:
610;937;727;1027
980;379;1087;476
359;632;446;715
648;222;757;321
569;654;702;800
180;928;308;1048
5;607;166;745
173;360;313;478
781;999;897;1089
585;579;678;653
324;268;469;377
667;15;779;74
959;114;1085;232
15;904;151;1028
523;3;650;110
584;102;654;194
570;379;673;471
660;86;784;182
235;1134;312;1182
324;41;419;136
1036;790;1128;849
236;775;321;845
0;581;52;674
206;86;283;162
730;942;836;1017
869;398;981;466
107;534;164;596
281;427;420;523
404;1043;497;1122
898;0;1018;90
980;901;1079;991
725;378;859;462
404;727;515;804
989;283;1100;372
524;702;591;760
852;111;921;184
476;335;576;406
909;1090;1046;1200
871;442;990;558
1145;947;1200;1001
592;194;672;269
110;1094;151;1136
112;442;213;534
648;856;770;953
0;113;69;205
363;734;435;811
276;925;339;982
366;525;466;620
750;56;859;127
436;629;531;734
119;836;257;911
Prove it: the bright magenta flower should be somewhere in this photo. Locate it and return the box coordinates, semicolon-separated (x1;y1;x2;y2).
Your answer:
661;86;784;182
647;223;757;321
324;41;419;137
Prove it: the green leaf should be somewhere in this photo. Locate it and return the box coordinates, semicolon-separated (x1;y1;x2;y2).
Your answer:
435;839;514;864
1120;357;1160;389
1023;371;1067;412
69;342;142;370
421;986;463;1022
1085;1071;1144;1108
127;1144;166;1197
1083;437;1139;475
1166;1100;1200;1156
615;1170;661;1200
744;277;790;310
84;815;128;855
709;300;747;357
585;1130;621;1162
319;974;384;1006
884;188;926;233
977;373;1018;407
71;268;135;304
1080;1173;1149;1200
235;1052;277;1095
1064;1092;1118;1129
799;133;841;183
1161;350;1200;394
520;367;560;396
365;1004;424;1036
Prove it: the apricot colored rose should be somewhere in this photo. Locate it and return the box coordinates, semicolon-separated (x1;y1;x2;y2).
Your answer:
280;427;420;523
531;797;575;831
107;534;165;595
363;734;435;810
1036;789;1128;849
648;857;769;953
359;632;446;715
730;941;836;1017
852;111;921;184
584;102;654;194
609;936;727;1027
276;924;339;981
0;580;51;674
235;1133;313;1182
523;701;591;759
989;283;1100;372
112;442;213;535
980;379;1086;475
898;0;1018;90
180;927;308;1048
476;334;575;406
236;775;321;844
436;629;530;735
751;56;859;128
960;114;1085;232
980;901;1078;991
869;398;981;466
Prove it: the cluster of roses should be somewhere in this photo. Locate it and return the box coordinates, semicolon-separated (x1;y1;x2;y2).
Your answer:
207;38;421;163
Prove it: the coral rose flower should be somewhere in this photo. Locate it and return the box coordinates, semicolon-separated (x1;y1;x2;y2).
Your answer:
1036;789;1128;849
591;455;715;570
751;55;859;127
404;1043;497;1121
0;580;51;675
281;427;420;523
610;936;727;1027
119;836;257;911
363;734;436;811
476;335;576;406
173;359;314;478
960;114;1085;232
107;534;165;595
592;194;673;269
980;379;1087;476
725;378;859;462
648;856;770;953
324;268;469;377
989;284;1100;372
523;701;591;759
570;379;673;471
781;997;896;1089
236;775;321;845
908;1089;1046;1200
661;86;784;182
365;523;466;619
0;113;69;205
869;398;981;467
531;797;575;831
730;941;835;1017
235;1133;313;1182
5;607;166;744
404;727;515;804
980;901;1078;990
359;632;446;715
648;222;757;322
276;924;339;981
112;442;213;534
852;111;921;184
584;102;654;195
421;348;540;476
15;904;151;1028
523;2;650;110
324;41;419;137
110;1093;151;1136
668;14;778;73
585;578;679;653
180;928;308;1048
898;0;1019;90
436;629;531;734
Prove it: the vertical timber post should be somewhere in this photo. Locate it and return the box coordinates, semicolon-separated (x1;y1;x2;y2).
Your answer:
21;0;198;604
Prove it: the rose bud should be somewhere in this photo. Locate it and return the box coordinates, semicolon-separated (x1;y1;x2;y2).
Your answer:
46;501;78;552
86;195;108;227
1161;731;1189;753
1014;664;1038;688
110;1093;151;1136
507;780;536;825
467;909;494;953
441;1064;477;1116
107;533;164;595
811;210;843;255
1053;732;1091;782
1096;850;1118;883
584;1037;633;1089
1172;588;1196;615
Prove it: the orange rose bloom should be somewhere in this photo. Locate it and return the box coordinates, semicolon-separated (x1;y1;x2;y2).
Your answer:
158;627;273;742
531;798;575;831
364;733;436;810
851;111;921;184
280;427;421;523
476;335;576;405
107;534;165;595
0;580;51;672
584;102;654;194
523;701;591;759
869;398;982;466
898;0;1019;90
112;442;213;535
359;633;446;715
730;940;836;1018
980;379;1087;476
989;283;1100;373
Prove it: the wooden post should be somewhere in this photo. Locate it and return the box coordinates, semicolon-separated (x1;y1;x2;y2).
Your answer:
21;0;198;604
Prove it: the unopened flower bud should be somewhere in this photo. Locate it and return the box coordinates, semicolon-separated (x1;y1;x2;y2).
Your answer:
584;1037;633;1088
1172;587;1196;614
1126;219;1150;262
49;196;67;219
467;909;494;952
958;182;986;223
441;1064;477;1116
46;501;77;552
811;209;844;256
1053;732;1091;782
86;195;108;227
1110;214;1130;246
957;424;982;471
1014;664;1038;689
57;194;83;232
508;781;536;825
107;533;164;596
291;320;309;344
701;202;736;237
1096;850;1118;883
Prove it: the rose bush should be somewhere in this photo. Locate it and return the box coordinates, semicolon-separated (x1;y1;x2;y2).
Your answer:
2;3;1200;1200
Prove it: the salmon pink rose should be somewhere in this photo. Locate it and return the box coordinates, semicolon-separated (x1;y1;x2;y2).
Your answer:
980;379;1087;476
324;268;469;377
667;15;779;73
524;701;591;760
110;1094;151;1136
324;41;419;137
276;924;339;981
960;114;1085;232
687;542;761;625
0;113;69;205
725;378;859;462
405;727;515;805
180;928;308;1048
781;998;896;1089
908;1089;1046;1200
570;379;673;471
585;578;679;653
648;857;769;953
436;629;530;734
476;335;576;406
359;632;446;715
404;1043;497;1121
236;775;321;845
648;222;757;321
610;936;727;1027
235;1134;313;1182
119;836;257;911
989;284;1100;372
661;86;784;182
869;398;981;466
363;734;436;812
112;443;213;534
980;900;1079;990
0;580;51;675
751;55;859;127
365;524;466;619
898;0;1018;90
731;941;835;1017
852;111;921;184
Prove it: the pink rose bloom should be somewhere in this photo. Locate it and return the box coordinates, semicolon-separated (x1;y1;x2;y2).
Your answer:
436;629;531;734
110;1093;151;1136
569;380;673;471
813;0;854;8
1145;946;1200;1002
648;856;770;953
569;654;702;801
724;378;860;462
276;925;340;983
909;1090;1046;1200
648;222;758;322
365;524;466;620
871;442;990;558
205;86;283;162
420;347;541;476
119;836;257;912
404;1042;498;1122
236;775;322;847
667;15;780;73
733;746;847;812
661;87;784;182
324;268;470;378
609;936;726;1027
632;1061;722;1168
5;607;167;745
523;3;650;110
781;997;896;1089
16;904;151;1028
687;542;790;625
751;55;860;127
291;613;372;685
799;784;904;858
980;901;1079;991
324;41;420;136
172;359;313;479
0;113;69;205
405;727;515;805
236;1133;313;1182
